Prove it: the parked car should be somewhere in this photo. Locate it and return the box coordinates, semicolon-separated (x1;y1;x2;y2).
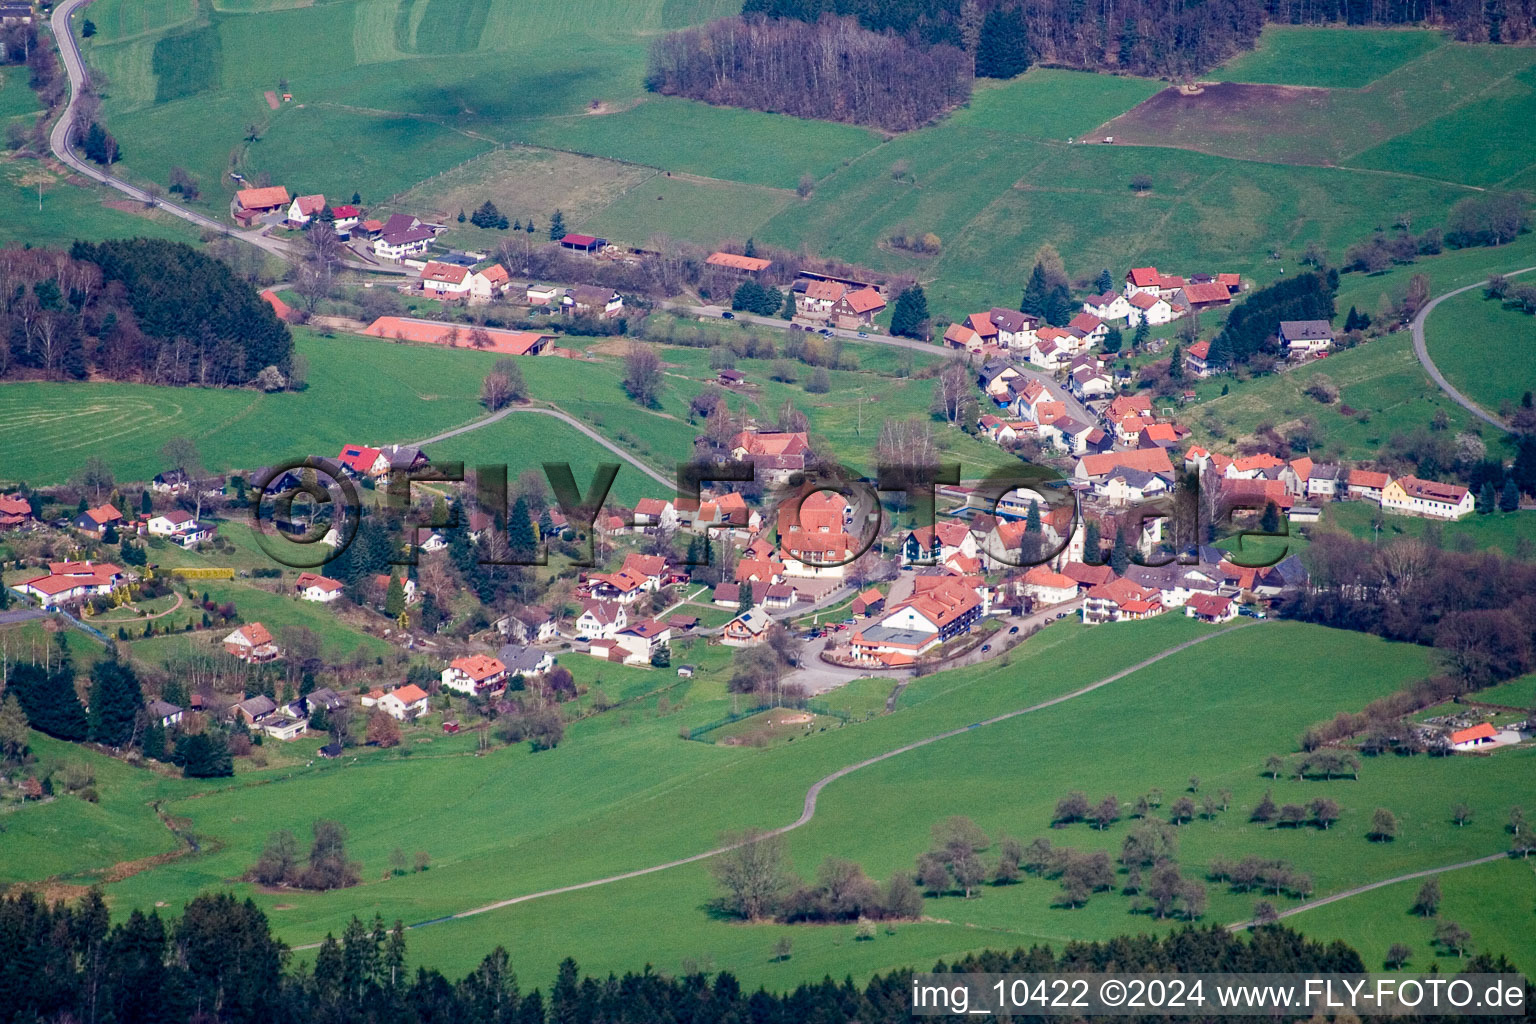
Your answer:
857;331;868;338
721;311;735;319
818;328;832;335
1008;625;1019;634
981;644;991;653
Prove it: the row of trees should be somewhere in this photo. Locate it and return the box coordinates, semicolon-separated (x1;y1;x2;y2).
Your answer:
12;882;1497;1024
1206;269;1337;367
646;15;973;131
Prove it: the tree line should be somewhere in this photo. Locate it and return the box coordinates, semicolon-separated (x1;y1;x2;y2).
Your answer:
646;15;973;131
741;0;1532;81
1207;269;1338;367
12;882;1524;1024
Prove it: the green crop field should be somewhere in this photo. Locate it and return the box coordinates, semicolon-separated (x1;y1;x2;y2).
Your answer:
1423;284;1536;415
1213;25;1446;89
61;616;1535;989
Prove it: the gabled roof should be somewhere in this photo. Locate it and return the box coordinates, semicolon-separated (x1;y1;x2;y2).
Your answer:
560;233;599;247
1127;267;1160;287
331;204;359;219
236;185;290;210
1187;340;1211;360
840;287;885;313
1182;281;1231;304
989;308;1038;333
291;194;325;216
1128;292;1165;310
1187;593;1233;617
1067;312;1103;333
449;654;506;681
1061;562;1116;586
1078;447;1173;478
422;261;470;284
79;503;123;525
228;622;274;646
706;251;772;272
803;279;845;302
1450;723;1497;744
1279;319;1334;341
337;444;382;474
1393;476;1470;503
1022;566;1076;590
944;323;980;347
1348;469;1391;489
393;683;430;705
296;572;343;593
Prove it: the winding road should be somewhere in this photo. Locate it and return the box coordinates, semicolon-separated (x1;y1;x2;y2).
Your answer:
1409;268;1535;432
409;405;676;491
295;622;1253;947
48;0;406;275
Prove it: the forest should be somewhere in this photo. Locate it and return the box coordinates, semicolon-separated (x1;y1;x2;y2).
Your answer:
646;15;972;130
0;241;292;386
7;886;1528;1024
736;0;1534;82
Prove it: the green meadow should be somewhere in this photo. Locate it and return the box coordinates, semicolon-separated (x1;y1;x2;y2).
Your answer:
1476;673;1536;709
1423;285;1536;416
54;617;1532;988
75;5;1536;324
1213;24;1446;89
1319;501;1536;559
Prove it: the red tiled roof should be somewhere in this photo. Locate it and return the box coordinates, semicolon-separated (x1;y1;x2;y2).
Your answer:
331;204;359;219
1187;593;1232;617
560;233;598;247
1078;448;1173;478
291;194;325;216
421;261;470;284
231;622;274;646
1450;723;1496;744
337;444;382;474
296;572;344;593
1182;281;1231;304
1187;340;1211;359
236;185;290;210
706;251;772;272
1348;470;1391;489
450;655;505;682
841;287;885;314
394;683;430;705
1394;476;1470;503
804;279;845;302
1127;267;1159;287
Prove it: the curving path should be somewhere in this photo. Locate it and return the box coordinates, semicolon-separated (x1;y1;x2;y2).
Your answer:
1226;852;1510;931
409;405;676;491
294;622;1253;947
1410;268;1535;432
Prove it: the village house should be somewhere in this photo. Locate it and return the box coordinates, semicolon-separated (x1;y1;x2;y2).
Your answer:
1122;563;1223;608
1184;340;1216;378
441;654;508;695
1177;281;1234;312
1067;312;1108;346
0;493;31;529
498;643;554;679
850;577;981;663
232;695;277;726
943;322;983;354
420;261;472;299
1185;593;1237;623
151;468;193;494
1081;577;1164;625
286;194;325;228
1382;476;1474;520
901;520;976;566
336;443;385;477
331;204;360;236
373;214;435;262
1082;290;1132;322
295;572;344;602
722;607;771;647
233;185;289;227
592;618;671;666
375;684;430;722
1020;565;1078;606
575;600;627;640
777;490;855;579
497;605;559;644
73;502;123;537
14;560;124;608
1279;319;1335;358
526;284;561;306
261;714;308;741
633;498;679;531
832;287;886;330
988;308;1040;351
468;264;510;303
147;700;184;729
145;509;215;548
1073;447;1175;490
564;285;624;318
1126;291;1176;326
1307;463;1343;500
795;278;847;320
224;623;281;663
1449;723;1499;751
728;429;812;484
1278;457;1313;499
1347;469;1391;504
1225;453;1286;480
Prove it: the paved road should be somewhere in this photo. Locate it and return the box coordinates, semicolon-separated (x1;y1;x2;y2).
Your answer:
49;0;407;276
1410;268;1535;432
409;405;676;491
0;607;46;626
293;622;1250;947
1226;852;1510;931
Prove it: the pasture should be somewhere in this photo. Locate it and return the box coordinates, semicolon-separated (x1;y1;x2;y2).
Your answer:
76;3;1536;325
1423;286;1536;416
1476;673;1536;709
1322;501;1536;560
1213;25;1445;89
77;616;1536;987
1184;332;1494;465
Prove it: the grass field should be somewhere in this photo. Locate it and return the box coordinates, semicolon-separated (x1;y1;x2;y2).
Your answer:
1213;25;1446;89
1475;673;1536;708
1321;500;1536;559
1184;331;1498;465
51;616;1529;987
1423;284;1536;415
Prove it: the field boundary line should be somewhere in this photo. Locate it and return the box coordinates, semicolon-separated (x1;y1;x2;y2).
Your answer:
292;621;1254;948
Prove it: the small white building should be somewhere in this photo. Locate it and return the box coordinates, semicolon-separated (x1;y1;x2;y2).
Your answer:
295;572;344;603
